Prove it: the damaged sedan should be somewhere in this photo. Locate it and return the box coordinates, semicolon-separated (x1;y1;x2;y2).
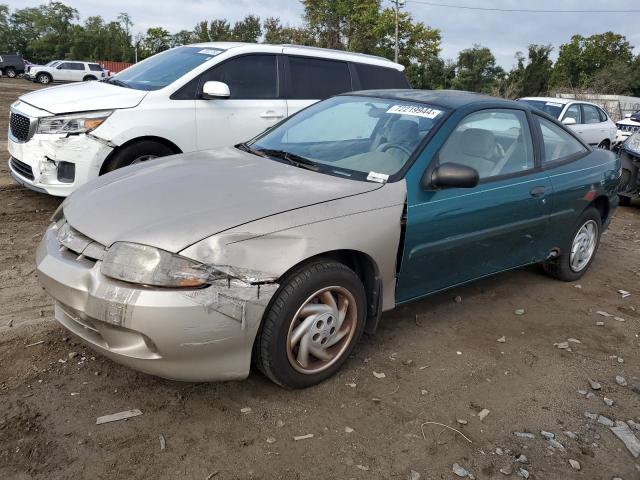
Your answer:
36;90;620;388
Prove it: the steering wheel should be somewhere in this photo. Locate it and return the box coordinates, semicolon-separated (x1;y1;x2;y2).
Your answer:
378;143;413;156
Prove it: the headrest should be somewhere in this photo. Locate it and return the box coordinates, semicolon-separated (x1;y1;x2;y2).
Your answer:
387;120;419;146
461;128;496;158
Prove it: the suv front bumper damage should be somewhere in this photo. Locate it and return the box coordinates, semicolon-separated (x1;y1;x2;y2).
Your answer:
36;223;278;381
8;133;113;197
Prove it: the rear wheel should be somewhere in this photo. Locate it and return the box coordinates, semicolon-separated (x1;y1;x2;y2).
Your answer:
543;208;602;281
83;75;97;81
101;140;175;174
254;259;366;389
6;68;16;78
597;140;610;150
36;73;51;84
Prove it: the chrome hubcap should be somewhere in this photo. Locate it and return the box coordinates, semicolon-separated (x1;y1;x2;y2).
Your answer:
570;220;598;272
130;154;158;165
286;286;357;374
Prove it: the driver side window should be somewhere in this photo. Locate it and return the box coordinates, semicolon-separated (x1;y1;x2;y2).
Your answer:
438;109;534;179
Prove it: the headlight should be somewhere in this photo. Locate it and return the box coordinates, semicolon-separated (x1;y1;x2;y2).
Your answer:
101;242;209;288
36;110;112;135
624;132;640;155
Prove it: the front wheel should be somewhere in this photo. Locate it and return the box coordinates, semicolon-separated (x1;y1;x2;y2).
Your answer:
543;208;602;281
101;140;174;174
254;260;366;389
36;73;51;84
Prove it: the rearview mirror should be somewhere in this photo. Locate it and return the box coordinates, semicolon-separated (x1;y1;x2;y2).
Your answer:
562;117;577;125
202;81;230;99
424;163;479;190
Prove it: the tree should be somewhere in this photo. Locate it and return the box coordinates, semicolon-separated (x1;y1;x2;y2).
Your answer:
453;44;505;93
140;27;171;58
0;4;10;52
263;17;315;45
552;32;634;89
172;30;195;47
509;44;554;97
232;15;261;42
208;19;232;41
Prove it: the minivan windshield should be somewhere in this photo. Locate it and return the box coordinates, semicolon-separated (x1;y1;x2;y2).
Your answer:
249;95;446;181
109;46;225;91
519;99;563;119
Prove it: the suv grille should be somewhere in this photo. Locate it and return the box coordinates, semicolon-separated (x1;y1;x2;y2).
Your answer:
617;123;640;134
10;157;34;180
10;112;32;142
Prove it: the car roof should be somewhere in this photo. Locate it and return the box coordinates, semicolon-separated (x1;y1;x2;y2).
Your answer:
520;96;604;109
186;42;401;69
347;89;524;110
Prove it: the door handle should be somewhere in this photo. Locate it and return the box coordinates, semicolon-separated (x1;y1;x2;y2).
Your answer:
260;111;284;119
530;186;546;198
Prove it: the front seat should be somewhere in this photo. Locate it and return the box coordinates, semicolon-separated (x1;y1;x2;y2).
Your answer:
376;120;420;156
452;128;500;178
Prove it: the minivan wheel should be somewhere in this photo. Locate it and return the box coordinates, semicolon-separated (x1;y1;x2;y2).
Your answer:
6;68;16;78
254;259;366;389
36;73;51;84
101;140;175;173
543;208;602;281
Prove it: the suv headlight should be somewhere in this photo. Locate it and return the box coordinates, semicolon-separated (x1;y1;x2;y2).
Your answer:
101;242;209;288
624;132;640;155
37;110;112;135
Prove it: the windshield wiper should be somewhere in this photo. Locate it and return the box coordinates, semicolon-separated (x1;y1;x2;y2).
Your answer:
257;149;320;171
236;142;268;158
106;78;130;89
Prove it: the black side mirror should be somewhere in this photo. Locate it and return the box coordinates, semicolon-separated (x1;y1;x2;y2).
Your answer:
423;162;480;190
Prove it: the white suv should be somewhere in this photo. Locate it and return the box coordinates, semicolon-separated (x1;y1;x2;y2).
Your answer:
518;97;617;149
28;61;107;84
8;43;408;196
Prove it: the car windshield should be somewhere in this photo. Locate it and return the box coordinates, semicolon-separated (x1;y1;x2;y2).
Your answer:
110;46;225;91
249;95;446;181
47;61;60;67
519;99;563;119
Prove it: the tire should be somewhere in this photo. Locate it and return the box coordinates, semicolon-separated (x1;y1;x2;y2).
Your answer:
543;208;602;281
101;140;175;173
619;196;631;206
36;73;51;84
83;75;97;81
254;259;367;389
6;68;16;78
597;140;610;150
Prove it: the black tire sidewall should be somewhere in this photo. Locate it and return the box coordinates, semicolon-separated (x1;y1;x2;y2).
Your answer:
102;141;174;173
554;208;602;281
257;260;367;389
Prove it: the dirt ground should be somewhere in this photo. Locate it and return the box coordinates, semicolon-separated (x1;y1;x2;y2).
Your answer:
1;78;640;480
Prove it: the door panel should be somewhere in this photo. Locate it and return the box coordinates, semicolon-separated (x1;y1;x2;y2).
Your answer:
194;54;285;150
396;107;551;303
396;174;552;302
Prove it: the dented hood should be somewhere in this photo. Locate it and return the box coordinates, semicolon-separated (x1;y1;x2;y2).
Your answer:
19;81;147;115
64;147;382;252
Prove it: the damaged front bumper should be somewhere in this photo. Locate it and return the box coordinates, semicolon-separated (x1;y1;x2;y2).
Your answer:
8;132;113;197
36;223;278;381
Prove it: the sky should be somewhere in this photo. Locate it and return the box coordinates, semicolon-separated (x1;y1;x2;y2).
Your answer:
5;0;640;68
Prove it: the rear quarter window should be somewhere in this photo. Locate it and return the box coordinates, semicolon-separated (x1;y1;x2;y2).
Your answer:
89;64;103;71
536;115;588;164
355;63;409;89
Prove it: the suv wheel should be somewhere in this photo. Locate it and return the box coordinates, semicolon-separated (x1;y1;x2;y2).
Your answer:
36;73;51;84
83;75;97;82
101;140;175;173
6;68;16;78
254;259;367;389
597;140;610;150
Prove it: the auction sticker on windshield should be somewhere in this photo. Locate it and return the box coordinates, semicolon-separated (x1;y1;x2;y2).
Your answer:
387;105;442;119
197;49;223;56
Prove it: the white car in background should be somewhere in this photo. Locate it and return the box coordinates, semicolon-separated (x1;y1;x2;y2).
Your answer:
28;60;107;85
615;111;640;146
8;42;408;196
518;97;617;149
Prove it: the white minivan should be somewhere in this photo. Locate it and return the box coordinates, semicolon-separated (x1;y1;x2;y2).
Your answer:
8;43;408;196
